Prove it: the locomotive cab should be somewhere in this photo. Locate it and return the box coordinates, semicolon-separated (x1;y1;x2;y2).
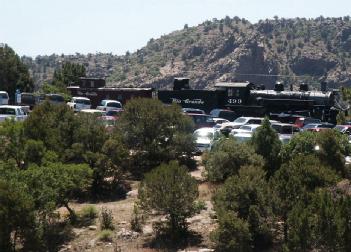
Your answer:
215;82;254;106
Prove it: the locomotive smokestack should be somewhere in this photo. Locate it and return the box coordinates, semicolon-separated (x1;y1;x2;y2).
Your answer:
274;81;284;92
299;83;309;92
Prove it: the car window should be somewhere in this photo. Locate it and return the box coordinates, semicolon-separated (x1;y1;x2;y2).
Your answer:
249;119;262;124
0;108;15;115
107;102;122;108
100;101;106;106
76;99;91;105
234;117;246;123
0;93;8;99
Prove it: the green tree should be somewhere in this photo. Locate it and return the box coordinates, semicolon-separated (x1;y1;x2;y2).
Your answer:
211;212;252;252
287;189;351;251
118;98;195;173
0;44;33;99
0;119;26;168
22;162;92;220
52;62;86;88
204;137;264;182
0;178;36;252
271;155;337;242
24;102;78;156
250;117;282;176
213;166;273;249
138;161;198;237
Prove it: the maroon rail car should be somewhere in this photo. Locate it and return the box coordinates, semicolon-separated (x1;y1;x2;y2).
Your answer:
67;78;154;108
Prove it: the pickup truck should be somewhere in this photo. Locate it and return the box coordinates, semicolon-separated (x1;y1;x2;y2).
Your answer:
67;97;91;112
0;105;28;122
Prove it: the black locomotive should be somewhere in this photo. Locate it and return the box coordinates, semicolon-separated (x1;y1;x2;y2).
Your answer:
65;77;348;123
158;78;348;123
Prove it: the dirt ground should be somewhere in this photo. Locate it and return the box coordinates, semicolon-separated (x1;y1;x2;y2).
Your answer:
58;156;217;252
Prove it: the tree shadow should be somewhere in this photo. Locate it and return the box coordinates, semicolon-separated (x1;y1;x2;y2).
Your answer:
143;229;203;251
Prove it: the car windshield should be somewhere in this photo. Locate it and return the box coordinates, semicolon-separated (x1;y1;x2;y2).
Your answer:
76;99;90;105
108;102;122;108
194;131;214;139
0;93;8;99
335;125;346;132
0;108;16;115
303;124;318;129
233;117;247;123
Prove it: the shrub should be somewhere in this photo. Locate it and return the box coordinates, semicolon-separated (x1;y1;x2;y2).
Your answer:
100;207;115;230
250;117;282;176
213;165;273;249
79;205;97;220
211;212;252;252
138;161;198;238
98;229;113;242
130;205;144;232
205;137;264;182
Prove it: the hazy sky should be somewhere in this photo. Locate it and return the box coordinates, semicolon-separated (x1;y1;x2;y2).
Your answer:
1;0;350;57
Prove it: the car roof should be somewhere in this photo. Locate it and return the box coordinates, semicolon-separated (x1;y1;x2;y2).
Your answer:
194;127;216;133
73;96;90;100
102;99;121;103
0;105;23;109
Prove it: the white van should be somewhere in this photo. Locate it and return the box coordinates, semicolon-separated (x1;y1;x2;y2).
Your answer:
0;91;9;105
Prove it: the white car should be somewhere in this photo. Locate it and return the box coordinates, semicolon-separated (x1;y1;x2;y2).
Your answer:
230;124;262;136
79;109;106;116
0;105;27;122
96;100;122;112
193;127;220;153
212;117;230;125
67;97;91;112
0;91;9;105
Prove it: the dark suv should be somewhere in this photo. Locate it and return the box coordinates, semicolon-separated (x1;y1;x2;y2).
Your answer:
210;109;237;121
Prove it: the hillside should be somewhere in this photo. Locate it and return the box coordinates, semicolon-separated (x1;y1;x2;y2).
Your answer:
23;16;351;90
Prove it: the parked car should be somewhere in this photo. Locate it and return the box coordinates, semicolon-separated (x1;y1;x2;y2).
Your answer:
232;132;253;143
271;123;300;135
303;123;335;132
334;125;351;135
210;109;237;121
0;91;9;105
96;100;122;112
20;92;39;109
79;109;106;116
187;113;216;129
98;115;117;132
0;105;27;122
45;94;65;105
230;124;262;136
193;127;220;153
182;108;205;114
217;117;267;135
105;109;124;119
212;117;230;125
294;117;321;128
67;97;91;112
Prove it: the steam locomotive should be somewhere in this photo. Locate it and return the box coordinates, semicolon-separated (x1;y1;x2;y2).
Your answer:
158;78;348;123
67;77;348;123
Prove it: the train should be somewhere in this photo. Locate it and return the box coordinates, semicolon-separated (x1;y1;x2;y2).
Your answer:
64;77;348;123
